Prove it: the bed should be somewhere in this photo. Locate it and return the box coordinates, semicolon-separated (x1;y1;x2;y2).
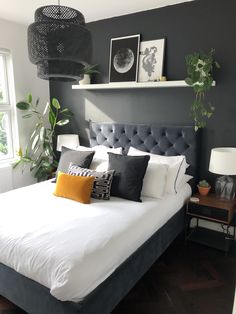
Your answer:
0;122;200;314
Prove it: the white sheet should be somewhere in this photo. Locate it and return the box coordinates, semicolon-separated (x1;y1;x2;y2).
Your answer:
0;181;191;302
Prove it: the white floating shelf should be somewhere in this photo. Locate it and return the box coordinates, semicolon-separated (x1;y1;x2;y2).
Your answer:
72;80;216;90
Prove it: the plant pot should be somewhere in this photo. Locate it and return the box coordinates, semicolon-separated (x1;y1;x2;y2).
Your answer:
197;185;211;196
79;74;91;85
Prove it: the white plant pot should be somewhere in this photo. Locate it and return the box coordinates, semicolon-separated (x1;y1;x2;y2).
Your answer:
79;74;91;85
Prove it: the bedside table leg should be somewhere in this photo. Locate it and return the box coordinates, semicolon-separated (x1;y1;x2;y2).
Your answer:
185;216;191;243
196;217;199;228
224;225;234;255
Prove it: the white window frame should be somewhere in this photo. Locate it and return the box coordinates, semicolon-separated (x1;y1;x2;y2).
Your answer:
0;49;18;164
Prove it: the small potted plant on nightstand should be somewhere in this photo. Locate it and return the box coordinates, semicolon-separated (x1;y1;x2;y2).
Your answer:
197;179;211;196
79;64;100;85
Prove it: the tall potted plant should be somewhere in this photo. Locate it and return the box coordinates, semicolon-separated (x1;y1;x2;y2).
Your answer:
185;49;220;131
14;94;73;181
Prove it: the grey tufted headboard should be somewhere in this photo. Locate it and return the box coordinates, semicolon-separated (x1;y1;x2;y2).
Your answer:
89;122;200;188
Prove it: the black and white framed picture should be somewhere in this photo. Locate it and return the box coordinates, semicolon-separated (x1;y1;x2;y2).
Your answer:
109;34;140;83
138;39;165;82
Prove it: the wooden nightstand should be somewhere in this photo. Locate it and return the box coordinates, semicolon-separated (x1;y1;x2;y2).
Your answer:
186;193;236;254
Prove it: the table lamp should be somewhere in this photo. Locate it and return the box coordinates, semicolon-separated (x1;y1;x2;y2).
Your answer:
56;134;80;152
209;147;236;200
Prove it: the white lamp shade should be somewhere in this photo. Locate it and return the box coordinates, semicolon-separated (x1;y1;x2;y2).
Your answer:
209;147;236;175
57;134;80;152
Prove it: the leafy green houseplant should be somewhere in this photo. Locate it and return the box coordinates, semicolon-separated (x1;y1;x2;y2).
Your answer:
79;64;100;85
14;94;73;181
197;179;211;196
185;49;220;131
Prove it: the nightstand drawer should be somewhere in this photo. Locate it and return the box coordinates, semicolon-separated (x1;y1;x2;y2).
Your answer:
187;203;229;223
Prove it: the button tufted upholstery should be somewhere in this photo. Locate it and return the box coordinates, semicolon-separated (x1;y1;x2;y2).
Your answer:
89;122;200;188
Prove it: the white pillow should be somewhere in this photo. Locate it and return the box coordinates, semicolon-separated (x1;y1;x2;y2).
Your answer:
91;145;122;159
142;162;168;199
176;174;193;192
128;147;188;195
127;147;167;199
75;145;122;155
75;145;94;151
76;145;122;171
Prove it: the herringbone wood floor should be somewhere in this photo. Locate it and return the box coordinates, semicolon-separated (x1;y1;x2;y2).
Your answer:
1;235;236;314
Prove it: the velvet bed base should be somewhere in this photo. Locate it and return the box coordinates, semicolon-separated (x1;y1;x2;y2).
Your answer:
0;207;185;314
0;123;199;313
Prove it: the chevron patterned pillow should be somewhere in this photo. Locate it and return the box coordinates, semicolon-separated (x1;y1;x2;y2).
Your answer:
68;163;115;200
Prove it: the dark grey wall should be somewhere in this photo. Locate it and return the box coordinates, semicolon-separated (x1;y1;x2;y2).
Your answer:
50;0;236;183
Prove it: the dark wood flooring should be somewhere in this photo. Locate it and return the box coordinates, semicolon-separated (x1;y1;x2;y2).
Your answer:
0;235;235;314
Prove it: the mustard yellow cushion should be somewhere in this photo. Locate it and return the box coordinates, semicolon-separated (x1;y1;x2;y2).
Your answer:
54;171;95;204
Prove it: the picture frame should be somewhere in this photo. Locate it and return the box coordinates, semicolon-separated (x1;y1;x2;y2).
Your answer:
109;34;140;83
138;39;165;82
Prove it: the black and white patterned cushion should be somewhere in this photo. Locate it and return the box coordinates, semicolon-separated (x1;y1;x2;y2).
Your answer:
68;163;115;200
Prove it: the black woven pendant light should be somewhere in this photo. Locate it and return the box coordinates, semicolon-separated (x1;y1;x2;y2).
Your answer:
28;2;92;82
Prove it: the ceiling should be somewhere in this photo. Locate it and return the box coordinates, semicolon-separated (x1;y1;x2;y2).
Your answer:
0;0;194;25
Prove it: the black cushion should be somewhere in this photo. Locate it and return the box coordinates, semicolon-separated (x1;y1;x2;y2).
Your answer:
108;152;150;202
57;146;95;174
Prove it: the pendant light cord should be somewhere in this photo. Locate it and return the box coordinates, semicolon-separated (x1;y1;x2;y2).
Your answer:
58;0;61;16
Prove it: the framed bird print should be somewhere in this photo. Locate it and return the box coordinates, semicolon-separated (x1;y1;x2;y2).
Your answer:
138;39;165;82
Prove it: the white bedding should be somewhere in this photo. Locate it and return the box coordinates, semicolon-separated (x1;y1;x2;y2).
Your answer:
0;181;191;302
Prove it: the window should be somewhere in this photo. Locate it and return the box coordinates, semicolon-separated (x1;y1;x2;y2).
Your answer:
0;49;18;162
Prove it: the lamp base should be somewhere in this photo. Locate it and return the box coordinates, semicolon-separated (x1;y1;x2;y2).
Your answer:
215;175;235;200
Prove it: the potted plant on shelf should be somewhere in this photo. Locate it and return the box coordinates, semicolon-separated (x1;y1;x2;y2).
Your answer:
185;48;220;131
79;64;100;85
13;94;74;182
197;179;211;196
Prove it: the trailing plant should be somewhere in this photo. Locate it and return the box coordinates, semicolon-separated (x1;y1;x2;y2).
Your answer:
13;94;73;181
185;49;220;131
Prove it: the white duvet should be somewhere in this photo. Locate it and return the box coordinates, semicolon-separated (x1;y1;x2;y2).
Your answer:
0;181;191;302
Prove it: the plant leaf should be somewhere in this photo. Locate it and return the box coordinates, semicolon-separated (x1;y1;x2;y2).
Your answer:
35;98;40;107
43;102;50;116
56;119;70;126
39;126;46;141
22;114;33;119
22;157;32;162
83;64;100;75
52;98;60;110
27;93;32;104
43;141;53;156
215;61;220;69
49;109;56;128
59;108;74;117
16;102;30;110
52;160;58;168
185;77;193;86
17;147;23;157
30;129;37;141
12;159;22;169
32;134;39;151
33;144;40;155
41;161;51;168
